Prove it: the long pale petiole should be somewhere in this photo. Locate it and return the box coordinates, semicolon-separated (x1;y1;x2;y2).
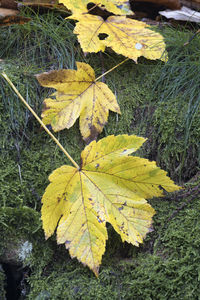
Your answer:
1;72;80;170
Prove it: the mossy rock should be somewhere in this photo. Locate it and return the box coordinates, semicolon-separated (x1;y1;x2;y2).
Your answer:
0;8;200;299
26;183;200;299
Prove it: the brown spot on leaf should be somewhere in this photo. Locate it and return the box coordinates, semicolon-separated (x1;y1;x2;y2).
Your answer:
42;101;50;111
36;69;71;86
97;119;105;127
84;125;98;144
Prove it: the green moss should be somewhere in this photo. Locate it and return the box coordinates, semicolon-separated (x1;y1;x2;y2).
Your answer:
0;206;54;276
27;183;200;299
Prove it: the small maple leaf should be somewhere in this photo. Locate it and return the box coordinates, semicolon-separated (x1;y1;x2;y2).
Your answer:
59;0;132;16
36;62;120;143
41;135;181;276
70;14;167;62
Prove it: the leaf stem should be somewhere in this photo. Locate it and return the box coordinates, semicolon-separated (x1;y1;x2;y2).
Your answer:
1;72;80;170
83;3;100;14
95;58;129;82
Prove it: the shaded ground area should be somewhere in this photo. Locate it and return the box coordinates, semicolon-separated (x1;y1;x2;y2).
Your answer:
0;8;200;299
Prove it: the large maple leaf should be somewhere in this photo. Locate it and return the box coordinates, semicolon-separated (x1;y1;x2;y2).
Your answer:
70;14;167;62
36;62;120;143
42;135;181;276
59;0;132;16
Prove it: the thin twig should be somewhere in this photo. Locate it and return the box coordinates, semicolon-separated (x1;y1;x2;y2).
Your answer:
95;58;129;82
184;29;200;46
1;72;80;170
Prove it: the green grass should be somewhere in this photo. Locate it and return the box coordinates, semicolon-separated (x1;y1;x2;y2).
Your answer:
0;8;84;70
153;26;200;180
1;16;199;183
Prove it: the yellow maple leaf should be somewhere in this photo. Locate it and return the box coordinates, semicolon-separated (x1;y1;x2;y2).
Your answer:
42;135;181;276
70;14;167;62
36;62;120;143
59;0;132;16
